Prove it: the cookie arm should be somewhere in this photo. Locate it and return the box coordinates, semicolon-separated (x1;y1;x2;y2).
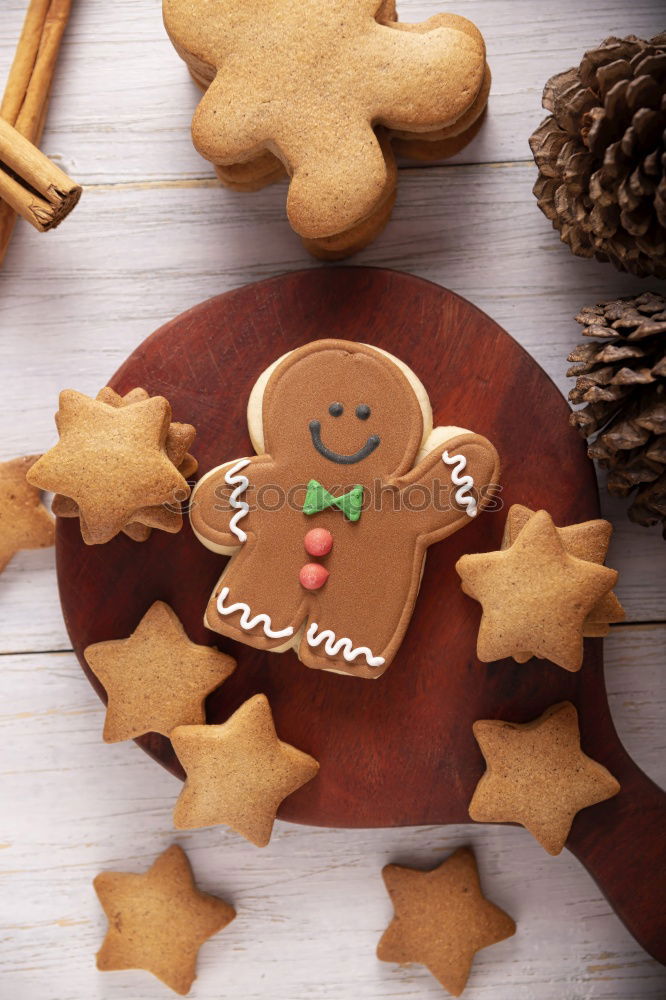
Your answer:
370;16;486;131
391;431;500;543
189;456;272;555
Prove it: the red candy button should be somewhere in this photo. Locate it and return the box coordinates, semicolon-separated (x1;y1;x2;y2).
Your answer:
304;527;333;557
299;563;330;590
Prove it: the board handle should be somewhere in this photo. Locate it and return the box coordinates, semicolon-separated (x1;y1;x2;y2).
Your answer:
567;746;666;964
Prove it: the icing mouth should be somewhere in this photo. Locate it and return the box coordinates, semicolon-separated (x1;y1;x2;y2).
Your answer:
309;420;380;465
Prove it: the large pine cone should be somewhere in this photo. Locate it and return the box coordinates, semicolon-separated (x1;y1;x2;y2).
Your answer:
568;291;666;535
530;33;666;279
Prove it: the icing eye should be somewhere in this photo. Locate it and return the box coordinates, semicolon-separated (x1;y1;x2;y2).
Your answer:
329;402;343;417
355;404;371;420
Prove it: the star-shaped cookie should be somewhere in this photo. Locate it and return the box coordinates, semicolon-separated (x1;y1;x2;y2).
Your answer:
27;390;188;544
52;387;197;541
172;694;319;847
0;455;54;573
377;847;516;997
84;602;236;742
455;509;618;671
469;702;620;855
502;505;624;639
94;844;235;995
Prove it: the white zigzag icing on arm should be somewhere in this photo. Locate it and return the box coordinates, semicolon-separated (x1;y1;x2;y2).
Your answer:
442;450;477;517
217;587;294;639
306;623;385;667
224;458;251;542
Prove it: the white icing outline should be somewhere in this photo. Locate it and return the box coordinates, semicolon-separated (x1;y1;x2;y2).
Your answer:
216;586;294;639
224;458;251;542
442;451;477;517
306;623;385;668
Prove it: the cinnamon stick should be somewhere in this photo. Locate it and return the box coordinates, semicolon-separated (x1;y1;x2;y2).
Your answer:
0;0;73;264
0;117;81;231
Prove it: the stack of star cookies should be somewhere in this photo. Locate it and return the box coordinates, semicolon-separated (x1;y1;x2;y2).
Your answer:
28;387;197;544
456;507;624;672
502;505;625;643
163;0;491;258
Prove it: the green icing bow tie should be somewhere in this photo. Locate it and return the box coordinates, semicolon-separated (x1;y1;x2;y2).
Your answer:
302;480;364;522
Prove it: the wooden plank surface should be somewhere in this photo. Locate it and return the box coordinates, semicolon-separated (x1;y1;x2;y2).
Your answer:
0;0;665;997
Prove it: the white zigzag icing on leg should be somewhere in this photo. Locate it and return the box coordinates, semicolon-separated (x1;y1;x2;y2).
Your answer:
306;622;385;667
224;458;251;542
216;586;294;639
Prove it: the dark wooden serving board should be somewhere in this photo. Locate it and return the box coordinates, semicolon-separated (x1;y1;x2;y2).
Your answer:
56;268;665;961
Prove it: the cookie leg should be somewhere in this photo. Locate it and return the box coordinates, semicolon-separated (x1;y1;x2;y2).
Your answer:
285;123;390;239
301;131;397;258
204;554;307;653
300;617;389;679
299;541;419;680
301;186;396;260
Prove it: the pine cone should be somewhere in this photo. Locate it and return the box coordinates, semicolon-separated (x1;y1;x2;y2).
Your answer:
568;291;666;536
530;33;666;279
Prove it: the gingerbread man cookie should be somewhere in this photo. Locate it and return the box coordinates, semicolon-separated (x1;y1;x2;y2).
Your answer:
163;0;486;238
190;340;499;679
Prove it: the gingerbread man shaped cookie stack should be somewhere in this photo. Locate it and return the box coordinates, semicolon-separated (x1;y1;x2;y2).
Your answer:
190;340;499;678
162;0;490;257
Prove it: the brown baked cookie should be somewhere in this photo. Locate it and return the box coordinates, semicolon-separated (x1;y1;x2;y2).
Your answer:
214;154;287;193
377;847;516;996
84;601;236;742
189;340;500;679
456;509;618;671
302;131;397;258
0;455;54;573
163;0;486;238
390;63;492;146
502;504;624;635
303;188;396;260
94;844;235;995
29;389;190;544
469;702;621;855
52;387;197;541
391;105;488;162
172;694;319;847
194;1;400;197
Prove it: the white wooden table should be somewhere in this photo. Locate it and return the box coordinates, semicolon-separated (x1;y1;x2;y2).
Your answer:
1;2;665;998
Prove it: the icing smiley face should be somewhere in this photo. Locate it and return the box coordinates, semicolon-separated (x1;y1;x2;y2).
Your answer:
261;342;426;482
308;400;380;465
